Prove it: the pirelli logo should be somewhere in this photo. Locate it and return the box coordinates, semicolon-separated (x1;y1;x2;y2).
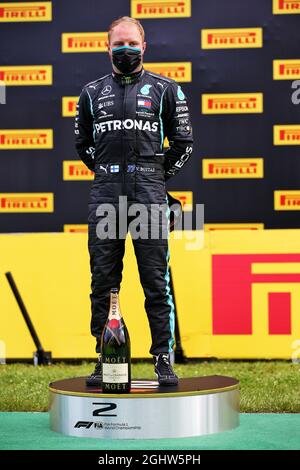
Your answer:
273;59;300;79
273;125;300;145
62;97;78;117
0;1;52;22
203;159;264;179
273;0;300;14
169;191;192;211
201;28;262;49
0;65;52;86
204;223;264;231
213;253;300;338
64;224;88;233
202;93;263;114
274;191;300;210
0;193;54;212
63;161;94;180
0;129;53;149
62;32;108;52
144;62;191;82
131;0;191;18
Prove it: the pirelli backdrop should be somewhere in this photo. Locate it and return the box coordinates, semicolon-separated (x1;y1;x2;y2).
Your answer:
0;0;300;231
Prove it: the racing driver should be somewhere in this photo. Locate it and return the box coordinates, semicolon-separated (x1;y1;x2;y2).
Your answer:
75;16;193;386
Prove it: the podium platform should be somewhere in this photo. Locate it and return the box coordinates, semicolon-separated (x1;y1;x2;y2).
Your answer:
49;375;239;439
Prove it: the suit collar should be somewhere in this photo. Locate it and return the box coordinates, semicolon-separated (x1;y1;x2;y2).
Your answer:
112;67;145;85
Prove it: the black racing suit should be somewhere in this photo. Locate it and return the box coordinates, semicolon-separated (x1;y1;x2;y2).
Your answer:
75;67;193;356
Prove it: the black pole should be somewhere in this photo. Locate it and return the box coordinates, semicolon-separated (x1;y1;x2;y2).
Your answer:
5;272;51;364
169;266;186;363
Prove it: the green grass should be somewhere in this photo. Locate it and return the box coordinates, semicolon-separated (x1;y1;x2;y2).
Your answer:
0;361;299;413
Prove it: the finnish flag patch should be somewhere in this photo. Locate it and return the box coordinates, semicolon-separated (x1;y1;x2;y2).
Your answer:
110;164;120;173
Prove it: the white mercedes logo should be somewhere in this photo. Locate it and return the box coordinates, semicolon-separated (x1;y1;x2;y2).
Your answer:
101;85;112;95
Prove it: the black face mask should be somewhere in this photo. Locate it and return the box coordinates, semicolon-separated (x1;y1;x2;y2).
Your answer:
112;46;142;74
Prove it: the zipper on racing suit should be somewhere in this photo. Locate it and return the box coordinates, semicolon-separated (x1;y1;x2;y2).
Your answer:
122;78;129;195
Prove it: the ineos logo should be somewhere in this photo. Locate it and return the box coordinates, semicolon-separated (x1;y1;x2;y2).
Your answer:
92;402;117;417
101;85;112;95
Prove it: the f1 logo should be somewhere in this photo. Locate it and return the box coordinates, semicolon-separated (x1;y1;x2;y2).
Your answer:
212;254;300;335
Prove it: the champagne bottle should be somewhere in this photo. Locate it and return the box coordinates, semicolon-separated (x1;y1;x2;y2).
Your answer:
101;288;131;393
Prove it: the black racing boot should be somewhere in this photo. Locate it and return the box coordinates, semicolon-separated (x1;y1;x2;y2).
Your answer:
86;354;102;387
154;353;179;386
